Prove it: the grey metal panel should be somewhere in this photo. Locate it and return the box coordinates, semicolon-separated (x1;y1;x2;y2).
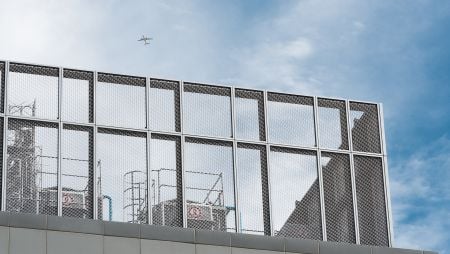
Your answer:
104;236;140;254
284;237;318;254
47;215;104;235
230;233;284;252
231;248;284;254
141;239;196;254
318;241;371;254
372;246;421;254
196;244;231;254
47;231;103;254
103;221;140;238
8;212;47;229
9;228;46;254
140;223;195;243
195;229;231;246
0;226;9;254
0;211;8;226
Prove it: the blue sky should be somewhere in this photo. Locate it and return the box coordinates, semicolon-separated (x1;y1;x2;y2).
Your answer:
0;0;449;252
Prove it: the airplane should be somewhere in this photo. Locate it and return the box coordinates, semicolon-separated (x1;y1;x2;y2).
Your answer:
138;35;153;45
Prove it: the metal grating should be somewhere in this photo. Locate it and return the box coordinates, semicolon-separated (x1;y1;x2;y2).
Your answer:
97;73;147;129
349;102;381;153
61;125;94;219
0;118;3;206
183;83;232;138
150;134;183;227
235;90;265;141
149;79;181;132
354;155;389;246
0;62;5;113
236;143;269;235
184;138;235;232
318;99;348;150
8;63;59;120
62;69;94;123
96;128;148;223
269;147;322;240
6;119;58;215
321;152;355;243
267;93;316;147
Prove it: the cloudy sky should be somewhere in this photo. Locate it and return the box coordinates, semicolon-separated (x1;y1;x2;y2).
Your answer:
1;0;449;253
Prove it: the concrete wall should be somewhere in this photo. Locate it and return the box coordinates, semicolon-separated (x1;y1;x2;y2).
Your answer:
0;212;435;254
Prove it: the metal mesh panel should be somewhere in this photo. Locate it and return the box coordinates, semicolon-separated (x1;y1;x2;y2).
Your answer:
267;93;315;147
62;70;94;123
8;63;59;120
236;143;269;235
96;129;147;223
235;90;265;141
6;119;58;215
321;152;355;243
149;79;181;132
184;138;235;232
349;102;381;153
150;134;183;227
269;147;322;240
0;62;5;113
61;125;94;219
0;118;3;206
97;73;146;129
183;83;232;138
318;99;348;150
354;156;389;246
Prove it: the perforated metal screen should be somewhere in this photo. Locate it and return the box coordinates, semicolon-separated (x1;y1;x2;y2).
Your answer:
318;99;348;150
350;102;381;153
150;134;183;227
61;125;94;218
270;147;322;240
149;79;181;132
0;60;391;246
62;70;94;123
321;152;355;243
96;129;148;223
354;155;389;246
6;119;59;215
8;63;59;120
97;73;147;129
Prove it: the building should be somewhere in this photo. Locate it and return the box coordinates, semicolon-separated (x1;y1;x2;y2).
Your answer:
0;60;435;254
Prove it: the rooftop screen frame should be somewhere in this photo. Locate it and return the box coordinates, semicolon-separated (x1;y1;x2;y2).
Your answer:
0;59;392;246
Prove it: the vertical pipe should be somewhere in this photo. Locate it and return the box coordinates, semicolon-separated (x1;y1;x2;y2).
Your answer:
57;67;63;217
231;87;240;233
263;90;274;236
1;61;9;211
346;100;360;244
314;96;327;241
93;71;98;220
379;103;394;246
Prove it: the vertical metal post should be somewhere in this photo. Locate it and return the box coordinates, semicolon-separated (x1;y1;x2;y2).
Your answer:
314;96;327;241
57;67;63;217
378;103;393;246
93;71;98;220
263;90;274;236
146;77;152;224
231;87;241;233
180;81;187;228
1;61;10;211
346;100;360;244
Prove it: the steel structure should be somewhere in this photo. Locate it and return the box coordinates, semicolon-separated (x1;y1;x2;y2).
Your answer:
0;60;392;247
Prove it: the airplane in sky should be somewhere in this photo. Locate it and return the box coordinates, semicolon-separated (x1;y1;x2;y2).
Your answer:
138;35;153;45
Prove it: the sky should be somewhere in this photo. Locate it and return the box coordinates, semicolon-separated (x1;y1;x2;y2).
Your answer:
1;0;449;252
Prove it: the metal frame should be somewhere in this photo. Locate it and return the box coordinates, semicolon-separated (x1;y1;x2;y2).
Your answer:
0;59;392;246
